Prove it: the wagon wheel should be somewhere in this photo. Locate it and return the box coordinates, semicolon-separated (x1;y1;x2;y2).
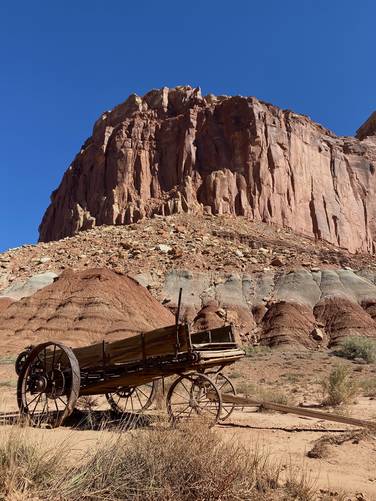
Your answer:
167;373;222;426
212;373;237;421
17;342;80;428
106;381;156;414
15;347;33;376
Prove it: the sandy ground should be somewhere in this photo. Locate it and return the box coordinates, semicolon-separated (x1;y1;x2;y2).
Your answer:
1;349;376;500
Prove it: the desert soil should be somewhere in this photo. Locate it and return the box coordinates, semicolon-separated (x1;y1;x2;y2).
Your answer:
1;349;376;499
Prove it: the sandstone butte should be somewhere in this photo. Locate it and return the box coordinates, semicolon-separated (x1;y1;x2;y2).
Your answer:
39;86;376;254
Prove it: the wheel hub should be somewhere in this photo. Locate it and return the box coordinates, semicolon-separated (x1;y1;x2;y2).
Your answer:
46;369;66;398
116;387;134;399
34;375;48;392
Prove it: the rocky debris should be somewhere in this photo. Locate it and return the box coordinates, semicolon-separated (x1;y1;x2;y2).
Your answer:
0;268;174;354
38;86;376;255
6;214;372;296
3;215;376;349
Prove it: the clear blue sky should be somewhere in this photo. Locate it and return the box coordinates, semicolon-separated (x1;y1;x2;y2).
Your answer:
0;1;375;252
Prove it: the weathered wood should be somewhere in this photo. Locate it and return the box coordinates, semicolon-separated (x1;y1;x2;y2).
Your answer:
41;324;244;396
48;324;190;369
79;349;245;395
197;348;245;361
214;393;376;430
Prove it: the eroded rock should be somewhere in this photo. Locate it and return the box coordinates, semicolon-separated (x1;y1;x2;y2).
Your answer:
39;87;376;254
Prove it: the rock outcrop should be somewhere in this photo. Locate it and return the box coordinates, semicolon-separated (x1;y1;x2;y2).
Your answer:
5;214;376;349
39;86;376;254
0;268;174;353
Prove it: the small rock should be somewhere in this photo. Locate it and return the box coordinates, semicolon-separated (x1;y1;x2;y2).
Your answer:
120;241;132;250
353;357;367;365
311;328;324;341
34;257;51;265
217;308;226;318
156;244;172;253
235;250;244;258
271;256;284;267
171;247;183;258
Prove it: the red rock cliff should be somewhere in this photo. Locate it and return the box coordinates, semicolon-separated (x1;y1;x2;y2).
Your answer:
39;86;376;253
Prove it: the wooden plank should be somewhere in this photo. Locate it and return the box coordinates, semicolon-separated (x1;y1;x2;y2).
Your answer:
48;324;190;369
197;348;245;360
215;393;376;430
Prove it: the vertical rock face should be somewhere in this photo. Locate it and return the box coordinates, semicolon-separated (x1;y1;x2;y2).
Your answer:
39;86;376;253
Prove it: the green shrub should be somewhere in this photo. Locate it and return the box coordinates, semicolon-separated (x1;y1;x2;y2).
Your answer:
335;337;376;363
321;365;358;406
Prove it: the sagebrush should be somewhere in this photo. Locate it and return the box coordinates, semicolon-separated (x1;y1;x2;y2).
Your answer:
321;365;358;406
335;337;376;363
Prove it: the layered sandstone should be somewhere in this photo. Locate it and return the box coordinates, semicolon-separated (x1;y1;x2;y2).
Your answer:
39;86;376;254
0;268;174;353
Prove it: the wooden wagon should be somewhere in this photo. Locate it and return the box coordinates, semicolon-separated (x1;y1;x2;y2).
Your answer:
15;323;244;428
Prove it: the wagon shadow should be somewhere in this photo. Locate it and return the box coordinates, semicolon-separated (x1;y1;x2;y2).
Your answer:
62;408;153;431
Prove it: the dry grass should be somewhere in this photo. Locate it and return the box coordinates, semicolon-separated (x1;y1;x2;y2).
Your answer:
0;427;68;499
0;380;16;388
235;381;293;409
244;346;272;358
0;355;16;365
284;463;317;500
0;421;326;501
321;365;358;407
360;377;376;397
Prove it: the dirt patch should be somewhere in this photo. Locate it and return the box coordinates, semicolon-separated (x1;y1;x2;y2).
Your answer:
0;268;174;354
